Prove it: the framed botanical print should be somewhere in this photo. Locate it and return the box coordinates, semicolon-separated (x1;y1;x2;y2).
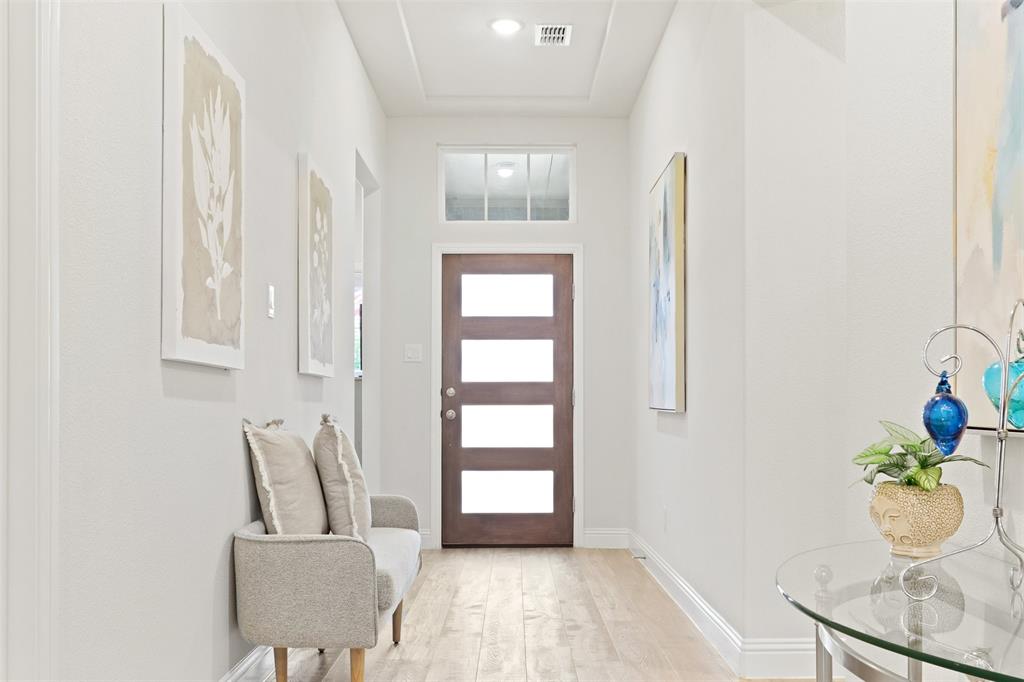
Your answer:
298;153;335;377
162;3;245;369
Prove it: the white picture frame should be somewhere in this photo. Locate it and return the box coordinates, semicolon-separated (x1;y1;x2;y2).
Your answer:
161;3;246;369
298;153;336;377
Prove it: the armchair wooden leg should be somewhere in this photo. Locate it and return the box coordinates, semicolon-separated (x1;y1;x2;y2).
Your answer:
350;648;365;682
392;600;404;644
274;647;288;682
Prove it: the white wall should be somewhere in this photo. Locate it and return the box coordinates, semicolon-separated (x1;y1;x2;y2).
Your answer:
380;117;632;546
629;0;958;675
57;2;385;678
628;0;750;636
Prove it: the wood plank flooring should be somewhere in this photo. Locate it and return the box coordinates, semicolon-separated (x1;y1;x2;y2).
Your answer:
239;548;741;682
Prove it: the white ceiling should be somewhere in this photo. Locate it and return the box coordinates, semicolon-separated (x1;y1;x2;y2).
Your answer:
336;1;676;117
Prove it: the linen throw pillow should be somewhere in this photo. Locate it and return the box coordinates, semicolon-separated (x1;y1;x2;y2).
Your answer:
313;414;372;540
242;419;328;535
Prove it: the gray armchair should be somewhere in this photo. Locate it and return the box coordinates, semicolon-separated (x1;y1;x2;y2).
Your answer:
234;495;421;682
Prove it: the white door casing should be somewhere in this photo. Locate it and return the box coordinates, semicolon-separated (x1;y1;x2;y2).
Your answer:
5;0;61;678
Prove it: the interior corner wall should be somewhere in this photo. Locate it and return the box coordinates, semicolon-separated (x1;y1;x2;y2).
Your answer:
57;2;385;678
379;117;632;547
627;0;749;638
630;0;956;675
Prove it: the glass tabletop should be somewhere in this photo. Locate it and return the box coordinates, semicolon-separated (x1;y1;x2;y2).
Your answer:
777;540;1024;681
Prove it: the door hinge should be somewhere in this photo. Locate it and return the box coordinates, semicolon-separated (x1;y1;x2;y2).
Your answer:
572;497;576;514
572;283;576;300
572;389;576;407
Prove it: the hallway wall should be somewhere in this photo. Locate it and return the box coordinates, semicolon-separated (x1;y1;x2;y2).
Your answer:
379;117;632;546
57;2;385;678
629;0;956;675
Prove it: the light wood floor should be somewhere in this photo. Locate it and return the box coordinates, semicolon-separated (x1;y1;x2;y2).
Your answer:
239;548;743;682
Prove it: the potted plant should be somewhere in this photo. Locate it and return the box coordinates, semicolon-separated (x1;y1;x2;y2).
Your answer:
855;421;987;558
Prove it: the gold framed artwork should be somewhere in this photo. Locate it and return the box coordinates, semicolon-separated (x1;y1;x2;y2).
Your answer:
955;0;1023;430
161;3;246;369
648;153;686;412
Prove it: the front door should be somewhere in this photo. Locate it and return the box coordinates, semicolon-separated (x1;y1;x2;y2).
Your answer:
441;254;574;546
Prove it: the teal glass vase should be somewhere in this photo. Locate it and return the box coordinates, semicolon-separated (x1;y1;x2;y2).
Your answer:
983;359;1024;428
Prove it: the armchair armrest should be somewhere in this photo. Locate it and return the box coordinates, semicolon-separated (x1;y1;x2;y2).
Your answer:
233;521;378;648
371;495;419;531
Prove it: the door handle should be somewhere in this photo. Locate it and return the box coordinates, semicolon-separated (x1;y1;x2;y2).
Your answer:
445;409;457;421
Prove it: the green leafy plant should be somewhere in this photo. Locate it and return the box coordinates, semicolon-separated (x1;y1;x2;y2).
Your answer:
853;421;987;492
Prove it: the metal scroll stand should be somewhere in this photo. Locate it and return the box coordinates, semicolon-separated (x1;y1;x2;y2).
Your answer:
900;299;1024;601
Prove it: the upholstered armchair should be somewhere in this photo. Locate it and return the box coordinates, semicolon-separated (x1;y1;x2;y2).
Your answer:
234;495;421;682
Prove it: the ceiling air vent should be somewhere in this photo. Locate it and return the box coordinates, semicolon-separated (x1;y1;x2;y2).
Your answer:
535;24;573;46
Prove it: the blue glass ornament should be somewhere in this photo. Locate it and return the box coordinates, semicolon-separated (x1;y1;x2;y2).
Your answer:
923;371;968;456
983;359;1024;428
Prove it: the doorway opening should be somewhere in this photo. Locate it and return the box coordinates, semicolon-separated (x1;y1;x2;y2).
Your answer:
355;151;381;490
440;254;574;546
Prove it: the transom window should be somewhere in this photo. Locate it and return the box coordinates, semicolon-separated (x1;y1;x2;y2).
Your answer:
440;147;576;222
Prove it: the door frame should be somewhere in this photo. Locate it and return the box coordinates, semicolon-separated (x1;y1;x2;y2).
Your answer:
429;243;584;549
5;0;61;677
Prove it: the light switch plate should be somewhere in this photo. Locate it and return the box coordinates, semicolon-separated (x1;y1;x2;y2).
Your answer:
267;284;275;318
404;343;423;363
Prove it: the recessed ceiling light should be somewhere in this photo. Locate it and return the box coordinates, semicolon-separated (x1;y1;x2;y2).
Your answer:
491;19;522;36
495;162;516;179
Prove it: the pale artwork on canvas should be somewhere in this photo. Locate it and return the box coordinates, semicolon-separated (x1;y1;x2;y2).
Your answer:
309;170;334;368
162;5;245;369
649;153;686;412
956;0;1024;429
298;155;335;377
182;38;243;347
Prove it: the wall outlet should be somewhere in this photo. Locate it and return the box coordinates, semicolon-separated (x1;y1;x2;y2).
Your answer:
267;284;275;318
404;343;423;363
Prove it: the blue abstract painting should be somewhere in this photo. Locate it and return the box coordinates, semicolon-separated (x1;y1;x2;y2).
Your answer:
649;153;686;412
956;0;1024;429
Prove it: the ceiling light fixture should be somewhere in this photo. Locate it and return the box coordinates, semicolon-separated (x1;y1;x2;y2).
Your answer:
495;162;516;179
491;19;522;36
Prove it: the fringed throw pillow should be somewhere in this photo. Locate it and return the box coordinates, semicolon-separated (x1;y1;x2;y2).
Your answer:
313;414;372;540
242;419;328;535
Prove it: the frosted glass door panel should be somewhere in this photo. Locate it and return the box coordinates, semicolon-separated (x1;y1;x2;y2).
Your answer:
462;470;554;513
461;404;553;448
461;340;554;382
461;274;553;317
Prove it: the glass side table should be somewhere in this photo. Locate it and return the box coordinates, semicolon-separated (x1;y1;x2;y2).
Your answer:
777;540;1024;681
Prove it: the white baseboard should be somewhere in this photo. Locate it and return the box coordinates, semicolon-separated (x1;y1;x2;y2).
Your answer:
629;532;744;672
419;528;631;550
740;637;815;678
629;532;814;679
419;528;440;549
580;527;632;548
220;645;269;682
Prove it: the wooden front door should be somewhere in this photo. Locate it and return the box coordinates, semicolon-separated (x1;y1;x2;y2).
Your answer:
441;254;574;546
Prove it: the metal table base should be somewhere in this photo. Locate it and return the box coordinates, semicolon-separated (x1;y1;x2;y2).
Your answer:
815;623;923;682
